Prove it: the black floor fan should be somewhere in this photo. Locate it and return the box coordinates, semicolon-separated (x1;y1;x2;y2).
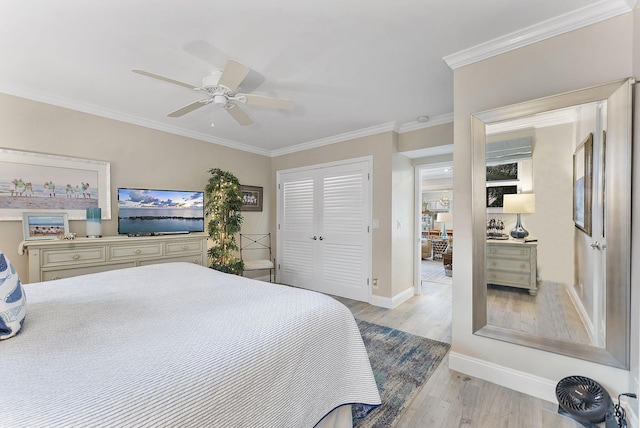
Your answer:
556;376;616;427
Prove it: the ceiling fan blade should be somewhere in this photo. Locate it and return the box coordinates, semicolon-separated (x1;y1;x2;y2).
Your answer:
167;99;210;117
240;93;294;110
218;59;249;92
132;69;199;90
224;104;253;126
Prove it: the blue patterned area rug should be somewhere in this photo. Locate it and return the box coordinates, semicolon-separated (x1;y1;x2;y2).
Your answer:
354;319;450;428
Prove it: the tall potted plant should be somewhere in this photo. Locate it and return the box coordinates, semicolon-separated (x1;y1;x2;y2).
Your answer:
204;168;243;275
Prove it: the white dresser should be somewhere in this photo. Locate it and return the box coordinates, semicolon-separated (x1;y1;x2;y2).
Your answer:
486;239;538;295
20;234;209;283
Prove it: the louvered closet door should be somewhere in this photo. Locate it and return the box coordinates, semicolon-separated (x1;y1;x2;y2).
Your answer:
278;160;371;302
319;162;370;301
278;169;320;291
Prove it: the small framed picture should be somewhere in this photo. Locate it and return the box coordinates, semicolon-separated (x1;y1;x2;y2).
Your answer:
22;212;69;240
240;185;263;212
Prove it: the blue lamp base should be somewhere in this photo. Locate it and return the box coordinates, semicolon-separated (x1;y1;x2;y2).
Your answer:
509;214;529;239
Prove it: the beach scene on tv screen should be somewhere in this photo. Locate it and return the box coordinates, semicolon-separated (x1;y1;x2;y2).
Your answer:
118;189;204;233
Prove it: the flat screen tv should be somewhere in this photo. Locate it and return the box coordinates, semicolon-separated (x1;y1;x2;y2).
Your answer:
117;188;205;235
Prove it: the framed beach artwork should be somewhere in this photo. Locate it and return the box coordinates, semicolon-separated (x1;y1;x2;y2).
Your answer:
0;148;111;220
22;212;69;240
240;185;263;212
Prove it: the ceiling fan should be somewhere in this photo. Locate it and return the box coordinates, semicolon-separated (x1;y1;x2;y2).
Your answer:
132;59;294;126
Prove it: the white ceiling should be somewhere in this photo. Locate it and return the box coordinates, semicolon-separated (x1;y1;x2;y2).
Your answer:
0;0;633;157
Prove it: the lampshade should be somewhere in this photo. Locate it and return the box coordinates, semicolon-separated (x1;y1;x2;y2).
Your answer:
503;193;535;214
436;212;452;223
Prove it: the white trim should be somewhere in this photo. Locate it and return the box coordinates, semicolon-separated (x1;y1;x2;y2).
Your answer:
448;352;558;403
565;283;597;346
369;286;414;309
414;166;423;296
443;0;633;70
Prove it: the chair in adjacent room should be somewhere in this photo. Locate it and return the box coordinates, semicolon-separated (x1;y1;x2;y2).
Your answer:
239;233;275;282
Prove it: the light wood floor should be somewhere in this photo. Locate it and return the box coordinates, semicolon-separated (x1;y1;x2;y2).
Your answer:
487;281;591;345
332;260;585;428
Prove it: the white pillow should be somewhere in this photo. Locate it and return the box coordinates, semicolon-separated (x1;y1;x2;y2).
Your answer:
0;250;26;339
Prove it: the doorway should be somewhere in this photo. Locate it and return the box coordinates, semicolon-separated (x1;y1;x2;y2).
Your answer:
415;162;454;292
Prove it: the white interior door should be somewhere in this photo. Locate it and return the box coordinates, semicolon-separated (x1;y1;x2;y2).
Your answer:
277;159;371;302
278;169;318;291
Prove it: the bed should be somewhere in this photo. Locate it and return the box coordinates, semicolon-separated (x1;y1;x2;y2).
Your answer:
1;262;380;427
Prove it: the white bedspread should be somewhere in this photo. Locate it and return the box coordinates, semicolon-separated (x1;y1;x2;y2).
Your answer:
1;262;380;427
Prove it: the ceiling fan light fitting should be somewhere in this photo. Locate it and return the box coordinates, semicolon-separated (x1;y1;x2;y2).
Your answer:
202;70;222;88
213;94;227;105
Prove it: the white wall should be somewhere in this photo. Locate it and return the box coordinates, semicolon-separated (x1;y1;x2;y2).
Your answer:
451;13;634;401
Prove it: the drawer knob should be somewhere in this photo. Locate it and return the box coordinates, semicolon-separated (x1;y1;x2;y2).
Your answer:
72;254;80;259
193;259;199;264
135;249;142;255
182;245;189;250
520;263;525;269
491;261;497;266
520;250;525;255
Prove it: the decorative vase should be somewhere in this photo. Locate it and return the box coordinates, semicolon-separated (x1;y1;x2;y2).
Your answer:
86;207;102;238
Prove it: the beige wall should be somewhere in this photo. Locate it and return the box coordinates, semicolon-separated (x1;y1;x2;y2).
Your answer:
452;14;634;397
0;93;273;281
398;122;453;152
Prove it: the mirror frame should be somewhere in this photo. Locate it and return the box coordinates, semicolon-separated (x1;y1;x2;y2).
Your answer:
471;79;632;369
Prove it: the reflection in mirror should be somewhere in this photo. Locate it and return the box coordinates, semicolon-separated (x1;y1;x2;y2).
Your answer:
471;80;632;369
485;101;603;346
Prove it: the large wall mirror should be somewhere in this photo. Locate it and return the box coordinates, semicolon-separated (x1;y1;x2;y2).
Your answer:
471;79;633;369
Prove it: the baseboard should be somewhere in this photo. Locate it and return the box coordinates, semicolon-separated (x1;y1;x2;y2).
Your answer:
448;351;558;403
369;286;414;309
565;282;597;345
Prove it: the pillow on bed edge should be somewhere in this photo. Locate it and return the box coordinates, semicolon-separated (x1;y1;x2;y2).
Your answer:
0;249;26;339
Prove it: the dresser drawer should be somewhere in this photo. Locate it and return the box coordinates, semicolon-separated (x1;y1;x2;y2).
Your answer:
41;247;106;266
165;239;204;255
486;270;530;287
109;243;162;260
487;245;531;259
42;262;135;281
486;258;531;272
139;254;205;267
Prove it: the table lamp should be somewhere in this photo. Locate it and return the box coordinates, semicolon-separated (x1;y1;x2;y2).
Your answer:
503;193;535;238
436;212;452;239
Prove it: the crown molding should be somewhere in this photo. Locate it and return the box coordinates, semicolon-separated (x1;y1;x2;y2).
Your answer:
486;108;577;135
269;122;396;157
0;83;273;157
444;0;634;70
